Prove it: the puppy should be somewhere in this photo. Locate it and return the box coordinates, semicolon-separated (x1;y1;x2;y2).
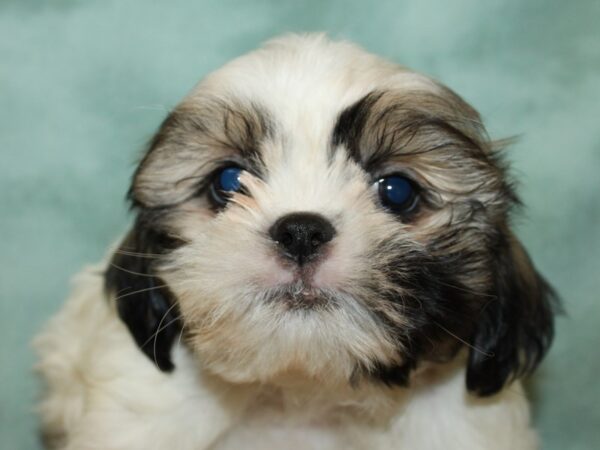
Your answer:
35;34;556;450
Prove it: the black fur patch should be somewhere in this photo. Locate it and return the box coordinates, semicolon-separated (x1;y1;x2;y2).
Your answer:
466;231;557;396
363;227;557;396
331;92;383;164
105;210;183;371
366;248;481;387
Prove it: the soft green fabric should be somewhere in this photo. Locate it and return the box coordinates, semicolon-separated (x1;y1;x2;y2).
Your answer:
1;1;598;448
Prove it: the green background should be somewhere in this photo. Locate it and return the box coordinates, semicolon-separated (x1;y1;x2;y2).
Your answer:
1;1;598;448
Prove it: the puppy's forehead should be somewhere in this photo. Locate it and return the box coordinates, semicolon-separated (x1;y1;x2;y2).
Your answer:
132;35;488;208
188;34;439;142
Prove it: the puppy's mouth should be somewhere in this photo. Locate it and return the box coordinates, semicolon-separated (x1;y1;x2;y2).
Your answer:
282;284;329;308
262;248;341;309
264;279;336;310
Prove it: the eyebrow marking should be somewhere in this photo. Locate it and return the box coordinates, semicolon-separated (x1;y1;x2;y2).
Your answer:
331;91;383;164
331;90;487;173
220;102;273;166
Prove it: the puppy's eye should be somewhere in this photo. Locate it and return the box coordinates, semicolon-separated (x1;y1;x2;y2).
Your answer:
209;166;243;206
376;175;419;214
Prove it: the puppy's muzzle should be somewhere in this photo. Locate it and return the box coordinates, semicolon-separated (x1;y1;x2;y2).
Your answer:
269;212;336;265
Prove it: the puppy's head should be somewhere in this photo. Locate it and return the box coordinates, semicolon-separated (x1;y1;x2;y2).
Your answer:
106;34;555;396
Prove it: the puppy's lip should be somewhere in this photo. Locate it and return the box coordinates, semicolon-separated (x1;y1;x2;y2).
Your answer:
293;287;321;300
279;285;330;308
264;248;335;304
269;268;332;306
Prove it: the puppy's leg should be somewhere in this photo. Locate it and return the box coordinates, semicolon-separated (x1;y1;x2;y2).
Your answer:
34;266;251;450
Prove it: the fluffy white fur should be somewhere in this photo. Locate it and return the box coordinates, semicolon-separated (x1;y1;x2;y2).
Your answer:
35;266;537;450
35;34;544;449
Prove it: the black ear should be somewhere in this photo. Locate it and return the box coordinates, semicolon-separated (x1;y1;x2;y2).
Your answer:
466;230;557;396
105;218;182;372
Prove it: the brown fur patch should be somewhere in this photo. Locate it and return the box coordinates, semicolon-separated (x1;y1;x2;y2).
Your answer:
332;89;515;216
131;98;273;208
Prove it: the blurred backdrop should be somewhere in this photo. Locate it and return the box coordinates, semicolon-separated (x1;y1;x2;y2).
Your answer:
1;1;598;449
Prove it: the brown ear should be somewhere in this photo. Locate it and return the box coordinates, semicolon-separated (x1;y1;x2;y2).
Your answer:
466;230;557;396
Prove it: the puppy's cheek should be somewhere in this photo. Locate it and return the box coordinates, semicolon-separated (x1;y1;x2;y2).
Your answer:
309;190;405;290
162;211;293;294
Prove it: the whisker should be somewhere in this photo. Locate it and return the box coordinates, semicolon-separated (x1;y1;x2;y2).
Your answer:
114;249;162;259
140;308;181;349
153;303;181;367
434;279;497;299
433;321;493;357
144;317;182;350
114;284;168;302
177;323;186;347
144;316;183;350
109;263;156;278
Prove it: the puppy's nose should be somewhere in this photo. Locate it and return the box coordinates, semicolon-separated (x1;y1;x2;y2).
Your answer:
269;212;336;265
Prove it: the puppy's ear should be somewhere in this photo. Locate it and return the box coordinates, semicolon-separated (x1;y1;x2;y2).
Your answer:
105;220;181;372
466;230;557;396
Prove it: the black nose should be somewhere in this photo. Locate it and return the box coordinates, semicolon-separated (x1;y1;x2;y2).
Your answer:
269;212;336;265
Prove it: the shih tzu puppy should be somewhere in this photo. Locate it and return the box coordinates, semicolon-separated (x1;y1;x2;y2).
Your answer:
35;34;556;450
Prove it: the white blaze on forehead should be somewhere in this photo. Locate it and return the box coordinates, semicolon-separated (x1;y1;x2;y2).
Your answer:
194;33;438;98
188;34;438;163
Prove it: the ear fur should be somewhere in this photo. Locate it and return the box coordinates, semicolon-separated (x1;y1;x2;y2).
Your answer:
466;230;557;396
104;216;182;372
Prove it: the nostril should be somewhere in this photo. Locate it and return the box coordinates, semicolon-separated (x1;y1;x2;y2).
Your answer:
269;212;336;264
280;232;294;247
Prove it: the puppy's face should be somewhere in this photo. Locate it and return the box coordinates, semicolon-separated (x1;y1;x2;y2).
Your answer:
107;35;555;396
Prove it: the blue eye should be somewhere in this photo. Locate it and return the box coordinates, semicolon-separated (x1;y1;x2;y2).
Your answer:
210;166;243;206
377;175;419;213
218;167;242;192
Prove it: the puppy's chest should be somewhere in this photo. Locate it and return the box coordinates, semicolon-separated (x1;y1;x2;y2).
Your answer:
211;391;384;450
